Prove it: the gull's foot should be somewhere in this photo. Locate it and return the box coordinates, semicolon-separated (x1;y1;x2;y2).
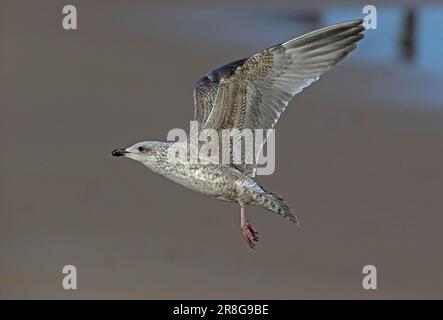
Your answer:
241;221;259;249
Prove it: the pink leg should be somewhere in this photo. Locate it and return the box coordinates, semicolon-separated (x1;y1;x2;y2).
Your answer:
240;202;259;248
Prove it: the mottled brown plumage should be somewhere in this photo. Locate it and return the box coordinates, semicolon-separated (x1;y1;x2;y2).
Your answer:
113;20;365;248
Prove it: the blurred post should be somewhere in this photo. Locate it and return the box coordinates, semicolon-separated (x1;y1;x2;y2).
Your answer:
400;7;416;63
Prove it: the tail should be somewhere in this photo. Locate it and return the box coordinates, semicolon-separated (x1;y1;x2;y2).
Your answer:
254;188;299;226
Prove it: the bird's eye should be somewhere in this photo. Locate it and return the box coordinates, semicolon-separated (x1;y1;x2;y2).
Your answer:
138;146;145;152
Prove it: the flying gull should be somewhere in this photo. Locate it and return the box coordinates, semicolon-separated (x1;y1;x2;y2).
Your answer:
112;20;365;248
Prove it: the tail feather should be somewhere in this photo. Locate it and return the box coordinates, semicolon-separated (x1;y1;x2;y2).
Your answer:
255;189;299;226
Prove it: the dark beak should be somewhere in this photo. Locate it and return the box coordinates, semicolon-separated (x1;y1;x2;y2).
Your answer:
112;148;128;157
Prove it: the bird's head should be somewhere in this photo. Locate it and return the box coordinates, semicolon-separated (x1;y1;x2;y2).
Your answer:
111;141;168;166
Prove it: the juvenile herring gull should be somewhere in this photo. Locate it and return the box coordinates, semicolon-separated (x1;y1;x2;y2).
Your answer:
112;20;365;248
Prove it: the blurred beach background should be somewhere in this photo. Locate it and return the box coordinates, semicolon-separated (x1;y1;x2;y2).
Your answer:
1;0;443;299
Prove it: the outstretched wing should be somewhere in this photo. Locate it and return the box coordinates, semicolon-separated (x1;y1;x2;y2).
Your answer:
193;20;365;175
193;59;247;125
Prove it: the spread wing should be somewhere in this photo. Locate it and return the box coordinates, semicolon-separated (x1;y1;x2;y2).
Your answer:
193;19;365;175
193;58;247;125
